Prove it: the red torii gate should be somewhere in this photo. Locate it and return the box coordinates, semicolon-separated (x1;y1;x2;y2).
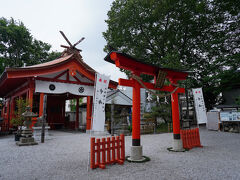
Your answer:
105;51;189;161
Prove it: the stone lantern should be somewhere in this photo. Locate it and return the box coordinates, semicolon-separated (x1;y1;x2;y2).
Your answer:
16;106;38;146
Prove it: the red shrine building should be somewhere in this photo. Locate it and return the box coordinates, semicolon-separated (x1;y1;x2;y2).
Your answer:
0;49;117;132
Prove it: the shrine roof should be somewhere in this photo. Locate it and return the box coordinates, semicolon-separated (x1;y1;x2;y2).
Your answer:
104;51;190;80
0;52;118;97
20;54;74;68
5;53;95;73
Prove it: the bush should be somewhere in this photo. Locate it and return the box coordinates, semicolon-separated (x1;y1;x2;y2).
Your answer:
10;97;29;129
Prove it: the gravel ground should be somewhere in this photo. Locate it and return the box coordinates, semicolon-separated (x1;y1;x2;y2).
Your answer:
0;127;240;180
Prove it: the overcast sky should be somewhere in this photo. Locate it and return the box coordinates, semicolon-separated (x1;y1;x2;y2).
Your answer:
0;0;126;81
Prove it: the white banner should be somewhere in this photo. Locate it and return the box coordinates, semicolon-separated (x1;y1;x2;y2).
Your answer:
192;88;207;124
92;73;110;132
35;80;94;96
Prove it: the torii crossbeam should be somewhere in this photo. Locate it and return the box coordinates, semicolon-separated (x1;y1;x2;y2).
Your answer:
105;51;189;161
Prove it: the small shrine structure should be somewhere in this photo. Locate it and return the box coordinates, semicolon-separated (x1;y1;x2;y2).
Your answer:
105;51;189;161
0;34;118;132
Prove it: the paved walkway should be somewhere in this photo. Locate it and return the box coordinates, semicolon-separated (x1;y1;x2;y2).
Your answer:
0;128;239;180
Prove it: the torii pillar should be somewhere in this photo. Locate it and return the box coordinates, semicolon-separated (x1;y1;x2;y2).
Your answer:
131;72;143;160
170;79;183;151
132;72;141;146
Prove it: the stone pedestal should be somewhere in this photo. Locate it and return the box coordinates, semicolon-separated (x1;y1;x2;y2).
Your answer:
16;128;38;146
170;139;184;152
126;146;145;162
32;126;50;142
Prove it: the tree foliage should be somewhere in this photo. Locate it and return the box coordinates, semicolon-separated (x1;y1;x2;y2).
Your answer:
103;0;240;109
0;17;61;74
69;98;83;112
10;97;29;128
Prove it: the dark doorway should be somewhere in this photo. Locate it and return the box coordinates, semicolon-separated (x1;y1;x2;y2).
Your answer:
47;95;65;129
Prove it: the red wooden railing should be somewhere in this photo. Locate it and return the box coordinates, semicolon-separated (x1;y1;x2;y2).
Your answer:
180;128;203;149
90;134;125;169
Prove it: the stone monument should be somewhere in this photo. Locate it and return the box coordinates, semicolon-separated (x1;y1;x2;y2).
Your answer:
115;108;131;135
16;106;38;146
32;116;50;142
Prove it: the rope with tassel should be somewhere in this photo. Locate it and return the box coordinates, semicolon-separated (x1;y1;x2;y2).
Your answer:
130;74;179;98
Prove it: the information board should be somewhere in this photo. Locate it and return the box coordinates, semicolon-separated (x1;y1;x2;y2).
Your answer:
220;112;240;122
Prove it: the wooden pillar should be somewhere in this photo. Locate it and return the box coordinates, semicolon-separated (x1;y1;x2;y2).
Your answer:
28;88;34;110
171;91;180;140
86;96;93;130
28;79;35;110
39;93;44;117
28;87;36;128
75;98;79;130
6;100;10;131
9;98;14;127
132;73;141;146
63;99;65;126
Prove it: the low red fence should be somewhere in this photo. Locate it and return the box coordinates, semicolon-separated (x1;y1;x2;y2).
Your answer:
90;134;125;169
180;128;203;149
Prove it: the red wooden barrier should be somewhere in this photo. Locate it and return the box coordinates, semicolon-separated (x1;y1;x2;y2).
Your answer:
90;134;125;169
180;128;202;150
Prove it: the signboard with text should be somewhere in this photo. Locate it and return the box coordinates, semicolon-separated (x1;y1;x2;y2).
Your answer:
192;88;207;124
92;73;110;132
220;112;240;122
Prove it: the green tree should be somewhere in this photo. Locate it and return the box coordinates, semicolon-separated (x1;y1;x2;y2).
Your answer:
69;98;83;112
103;0;240;109
0;17;61;73
235;95;240;106
10;97;29;129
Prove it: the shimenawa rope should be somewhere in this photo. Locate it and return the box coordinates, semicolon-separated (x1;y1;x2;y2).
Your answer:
130;74;179;98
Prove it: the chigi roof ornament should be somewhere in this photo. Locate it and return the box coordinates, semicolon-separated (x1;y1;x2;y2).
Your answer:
59;31;85;57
